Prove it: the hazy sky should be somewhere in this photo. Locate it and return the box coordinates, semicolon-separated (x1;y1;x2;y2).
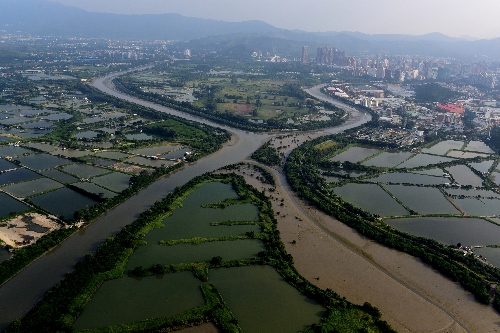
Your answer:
51;0;500;39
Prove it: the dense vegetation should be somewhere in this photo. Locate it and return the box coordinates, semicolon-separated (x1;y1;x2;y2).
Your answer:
285;134;497;305
413;82;458;103
251;141;281;166
489;125;500;152
5;172;395;333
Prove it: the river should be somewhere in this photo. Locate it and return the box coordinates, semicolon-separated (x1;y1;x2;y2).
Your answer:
0;69;370;330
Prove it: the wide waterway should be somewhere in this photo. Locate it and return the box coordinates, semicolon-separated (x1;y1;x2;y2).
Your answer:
0;69;370;330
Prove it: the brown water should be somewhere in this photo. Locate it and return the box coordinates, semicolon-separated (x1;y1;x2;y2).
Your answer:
0;74;371;330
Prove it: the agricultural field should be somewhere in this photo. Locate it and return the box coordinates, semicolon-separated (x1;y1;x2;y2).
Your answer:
117;62;346;130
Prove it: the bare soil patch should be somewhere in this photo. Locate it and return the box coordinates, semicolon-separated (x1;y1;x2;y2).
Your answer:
0;213;60;248
233;104;255;115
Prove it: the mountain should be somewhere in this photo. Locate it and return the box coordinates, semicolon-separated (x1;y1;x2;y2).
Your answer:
0;0;498;59
0;0;279;40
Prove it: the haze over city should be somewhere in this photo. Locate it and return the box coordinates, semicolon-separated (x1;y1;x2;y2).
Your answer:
51;0;500;39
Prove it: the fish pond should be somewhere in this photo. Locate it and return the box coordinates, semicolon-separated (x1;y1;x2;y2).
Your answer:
465;141;496;154
91;172;131;193
131;145;179;156
127;156;176;167
445;165;483;187
17;154;71;171
126;239;265;270
96;151;130;160
0;169;40;186
0;159;17;172
385;217;500;246
452;198;500;216
333;183;409;216
41;169;79;184
422;140;464;155
72;182;117;199
469;160;495;174
2;178;63;197
384;185;459;215
365;172;448;186
73;272;204;331
329;146;381;163
397;154;455;169
473;247;500;268
62;164;109;178
0;193;29;218
74;181;325;332
0;248;12;264
30;188;98;219
362;151;413;168
209;265;325;333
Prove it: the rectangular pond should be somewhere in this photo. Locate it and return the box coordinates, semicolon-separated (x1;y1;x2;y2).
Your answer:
422;140;464;155
50;149;92;158
17;154;71;171
0;159;17;172
96;151;131;160
412;168;445;176
209;265;325;333
453;198;500;216
24;142;58;152
30;187;98;219
73;272;204;331
445;165;483;187
444;188;500;199
447;150;489;159
62;164;110;178
365;172;448;186
41;169;79;184
72;182;117;199
333;183;409;216
0;168;40;186
91;172;131;193
126;239;266;270
362;151;413;168
125;133;153;141
491;172;500;186
384;185;459;215
145;182;260;242
131;145;179;156
0;247;12;264
397;154;455;169
127;156;176;167
2;178;63;197
0;193;29;218
465;141;495;154
329;146;382;163
385;217;500;246
469;160;495;174
473;247;500;268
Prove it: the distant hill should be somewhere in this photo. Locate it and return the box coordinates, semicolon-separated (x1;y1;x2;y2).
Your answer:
0;0;279;40
0;0;498;59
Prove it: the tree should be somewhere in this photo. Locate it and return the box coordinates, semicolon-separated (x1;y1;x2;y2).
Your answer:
210;256;223;266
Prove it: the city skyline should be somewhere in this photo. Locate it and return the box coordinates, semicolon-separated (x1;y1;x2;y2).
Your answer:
50;0;500;39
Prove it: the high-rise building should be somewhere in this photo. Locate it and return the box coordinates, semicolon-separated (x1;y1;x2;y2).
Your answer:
301;46;308;64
